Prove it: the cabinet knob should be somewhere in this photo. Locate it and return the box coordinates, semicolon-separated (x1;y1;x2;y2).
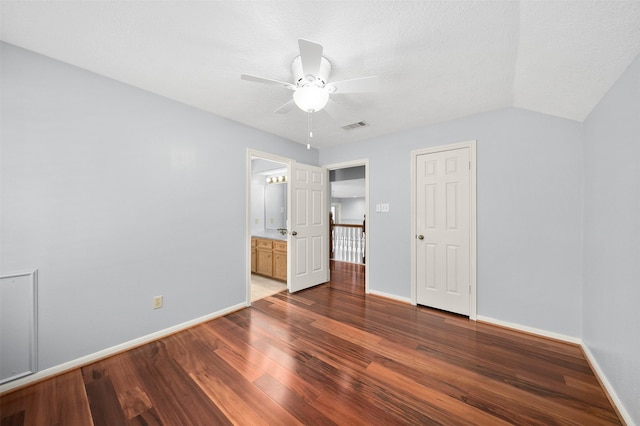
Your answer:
417;234;424;240
291;231;298;236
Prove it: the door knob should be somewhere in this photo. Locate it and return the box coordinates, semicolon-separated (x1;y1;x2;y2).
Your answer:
291;231;298;236
417;234;424;240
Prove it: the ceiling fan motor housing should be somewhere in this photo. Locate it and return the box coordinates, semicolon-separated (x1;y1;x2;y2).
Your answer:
292;56;332;89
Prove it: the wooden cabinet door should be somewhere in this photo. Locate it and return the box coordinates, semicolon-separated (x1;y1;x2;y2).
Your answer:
251;247;257;272
251;239;257;273
256;249;273;276
273;250;287;281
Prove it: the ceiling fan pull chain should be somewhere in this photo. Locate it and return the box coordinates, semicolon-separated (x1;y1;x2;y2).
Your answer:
307;110;312;149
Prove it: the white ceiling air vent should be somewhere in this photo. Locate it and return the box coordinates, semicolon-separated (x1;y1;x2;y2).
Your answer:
341;121;368;130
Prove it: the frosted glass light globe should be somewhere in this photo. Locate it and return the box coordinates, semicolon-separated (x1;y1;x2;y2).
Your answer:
293;85;329;112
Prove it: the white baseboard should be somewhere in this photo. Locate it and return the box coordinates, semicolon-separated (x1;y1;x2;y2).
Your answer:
581;344;634;425
0;302;246;395
367;289;411;304
477;315;633;425
476;315;582;345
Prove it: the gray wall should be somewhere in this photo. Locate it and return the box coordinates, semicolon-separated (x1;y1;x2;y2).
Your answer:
583;53;640;422
334;197;366;223
320;107;584;337
0;42;316;371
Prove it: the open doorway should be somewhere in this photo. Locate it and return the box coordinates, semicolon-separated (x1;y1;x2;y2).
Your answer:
324;159;369;294
247;150;330;303
248;155;288;302
330;168;366;264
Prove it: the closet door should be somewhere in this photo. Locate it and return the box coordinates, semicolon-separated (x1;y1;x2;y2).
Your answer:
415;148;471;316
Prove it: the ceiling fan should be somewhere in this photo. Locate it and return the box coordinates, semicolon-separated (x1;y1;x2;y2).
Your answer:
240;39;379;122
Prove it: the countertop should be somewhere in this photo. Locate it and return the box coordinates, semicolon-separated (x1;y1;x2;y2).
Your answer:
252;230;287;241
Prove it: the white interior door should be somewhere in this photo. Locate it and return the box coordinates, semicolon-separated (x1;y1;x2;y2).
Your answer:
416;147;471;315
289;162;329;292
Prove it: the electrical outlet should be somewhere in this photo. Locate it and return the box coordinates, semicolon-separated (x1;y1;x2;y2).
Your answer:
153;295;163;309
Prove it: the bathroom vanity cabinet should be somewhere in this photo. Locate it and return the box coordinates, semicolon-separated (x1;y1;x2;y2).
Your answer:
251;237;287;281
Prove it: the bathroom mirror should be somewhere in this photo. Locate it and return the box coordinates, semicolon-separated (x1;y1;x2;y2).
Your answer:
251;158;288;234
264;182;287;230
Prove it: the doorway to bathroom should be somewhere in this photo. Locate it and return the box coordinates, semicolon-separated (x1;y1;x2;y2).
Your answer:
247;150;330;303
249;155;288;302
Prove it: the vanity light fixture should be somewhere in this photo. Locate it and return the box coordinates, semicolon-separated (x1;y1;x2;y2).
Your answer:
266;175;287;184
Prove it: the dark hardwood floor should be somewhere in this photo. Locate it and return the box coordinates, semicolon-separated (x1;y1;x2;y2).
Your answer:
1;261;621;425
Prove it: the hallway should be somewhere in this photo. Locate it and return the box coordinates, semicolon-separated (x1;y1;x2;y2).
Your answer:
327;260;365;295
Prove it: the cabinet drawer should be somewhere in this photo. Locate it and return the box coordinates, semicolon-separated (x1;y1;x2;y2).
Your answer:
256;239;272;249
273;241;287;252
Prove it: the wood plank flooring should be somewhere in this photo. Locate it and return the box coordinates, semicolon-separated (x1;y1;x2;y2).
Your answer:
1;261;621;425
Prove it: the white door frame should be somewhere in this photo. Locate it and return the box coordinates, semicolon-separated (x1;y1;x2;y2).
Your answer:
246;149;293;306
410;141;477;319
322;159;370;294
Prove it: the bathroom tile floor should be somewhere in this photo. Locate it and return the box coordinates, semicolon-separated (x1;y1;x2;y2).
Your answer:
251;274;287;301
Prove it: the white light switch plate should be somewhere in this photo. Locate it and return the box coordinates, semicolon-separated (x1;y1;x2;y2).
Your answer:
376;203;390;213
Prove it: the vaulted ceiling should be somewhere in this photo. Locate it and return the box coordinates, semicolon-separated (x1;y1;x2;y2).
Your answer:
2;1;639;149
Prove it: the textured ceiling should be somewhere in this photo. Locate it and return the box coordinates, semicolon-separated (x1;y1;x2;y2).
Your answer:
2;1;640;149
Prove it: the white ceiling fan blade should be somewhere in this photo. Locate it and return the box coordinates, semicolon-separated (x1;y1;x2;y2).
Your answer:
274;99;295;114
329;76;379;94
298;39;323;78
323;99;358;127
241;74;295;90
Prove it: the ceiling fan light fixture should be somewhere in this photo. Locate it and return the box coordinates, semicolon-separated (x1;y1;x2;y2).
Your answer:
293;85;329;112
